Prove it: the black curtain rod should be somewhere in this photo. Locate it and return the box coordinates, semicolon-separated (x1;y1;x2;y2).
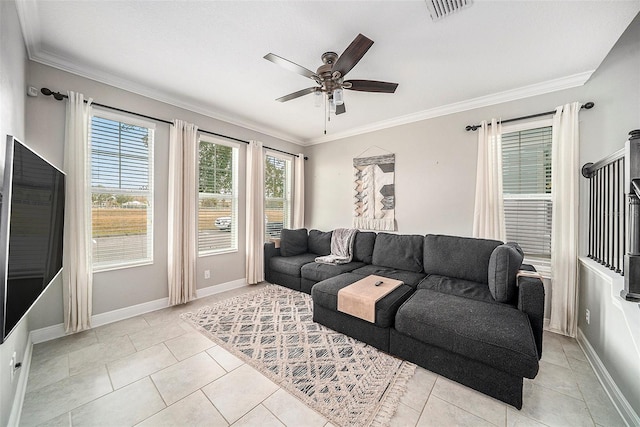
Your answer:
464;101;595;131
40;88;308;160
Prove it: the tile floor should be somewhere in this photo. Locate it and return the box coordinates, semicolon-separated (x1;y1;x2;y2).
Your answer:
20;284;625;427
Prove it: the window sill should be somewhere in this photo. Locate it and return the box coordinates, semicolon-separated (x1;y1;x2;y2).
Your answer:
199;249;238;258
93;260;153;274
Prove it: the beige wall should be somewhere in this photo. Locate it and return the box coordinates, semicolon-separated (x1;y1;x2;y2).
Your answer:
0;1;30;425
24;62;303;329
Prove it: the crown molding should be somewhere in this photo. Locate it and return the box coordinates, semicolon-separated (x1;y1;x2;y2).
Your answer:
15;0;304;147
29;50;305;145
15;0;41;59
303;71;593;146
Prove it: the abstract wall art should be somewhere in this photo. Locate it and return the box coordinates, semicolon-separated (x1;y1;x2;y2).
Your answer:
353;154;395;231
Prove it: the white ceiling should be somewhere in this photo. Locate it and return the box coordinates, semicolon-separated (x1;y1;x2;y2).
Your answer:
17;1;640;145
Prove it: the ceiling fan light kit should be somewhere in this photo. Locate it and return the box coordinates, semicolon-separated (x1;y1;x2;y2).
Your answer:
264;33;398;133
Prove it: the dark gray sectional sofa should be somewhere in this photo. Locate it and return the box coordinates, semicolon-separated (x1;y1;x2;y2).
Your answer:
263;228;544;409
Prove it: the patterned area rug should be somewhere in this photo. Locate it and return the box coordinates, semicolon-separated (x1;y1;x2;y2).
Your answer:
181;285;415;427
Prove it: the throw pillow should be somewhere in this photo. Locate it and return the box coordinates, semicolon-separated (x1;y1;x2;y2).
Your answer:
280;228;308;256
308;229;332;255
488;242;524;303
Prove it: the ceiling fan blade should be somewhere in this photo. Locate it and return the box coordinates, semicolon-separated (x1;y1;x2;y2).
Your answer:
333;34;374;78
264;53;318;80
345;80;398;93
336;103;346;115
276;87;318;102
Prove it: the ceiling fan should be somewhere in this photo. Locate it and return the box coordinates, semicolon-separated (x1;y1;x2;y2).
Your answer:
264;34;398;117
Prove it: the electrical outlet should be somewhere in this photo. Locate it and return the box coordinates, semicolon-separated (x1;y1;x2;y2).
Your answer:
585;309;590;325
204;270;210;279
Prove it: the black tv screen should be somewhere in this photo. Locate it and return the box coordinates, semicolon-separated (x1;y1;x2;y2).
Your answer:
0;136;65;343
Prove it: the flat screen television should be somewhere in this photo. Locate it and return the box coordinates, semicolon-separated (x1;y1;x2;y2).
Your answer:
0;135;65;343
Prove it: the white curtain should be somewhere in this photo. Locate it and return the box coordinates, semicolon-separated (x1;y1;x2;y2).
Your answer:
549;102;581;337
472;119;506;241
293;153;305;229
246;141;265;284
167;120;198;305
63;91;93;333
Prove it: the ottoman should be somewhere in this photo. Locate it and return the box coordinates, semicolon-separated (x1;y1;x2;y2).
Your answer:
311;273;414;351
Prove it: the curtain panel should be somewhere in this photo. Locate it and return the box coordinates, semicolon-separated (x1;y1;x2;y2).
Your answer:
293;153;305;229
549;102;581;337
246;141;265;284
167;120;199;305
472;119;506;241
63;91;93;333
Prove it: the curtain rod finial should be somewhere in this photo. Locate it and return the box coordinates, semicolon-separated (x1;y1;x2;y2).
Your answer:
583;101;594;110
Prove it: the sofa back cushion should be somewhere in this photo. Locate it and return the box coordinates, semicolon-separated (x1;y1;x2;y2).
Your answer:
308;229;332;255
488;242;524;303
372;233;424;273
423;234;502;284
352;231;376;264
280;228;308;256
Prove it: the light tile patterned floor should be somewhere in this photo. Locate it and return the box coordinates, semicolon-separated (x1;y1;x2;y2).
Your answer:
20;284;624;427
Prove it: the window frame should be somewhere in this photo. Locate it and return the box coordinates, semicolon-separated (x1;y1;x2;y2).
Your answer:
264;150;293;240
501;118;553;276
197;135;240;256
90;109;155;272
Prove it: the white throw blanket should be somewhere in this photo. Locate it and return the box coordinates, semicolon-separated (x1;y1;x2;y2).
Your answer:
315;228;358;265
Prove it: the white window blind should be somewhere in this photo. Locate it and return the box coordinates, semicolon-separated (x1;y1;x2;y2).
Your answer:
264;152;292;240
90;112;154;271
198;137;238;255
502;124;552;272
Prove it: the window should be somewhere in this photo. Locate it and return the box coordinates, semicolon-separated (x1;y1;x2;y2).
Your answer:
264;152;292;240
198;136;238;255
501;121;553;273
90;111;154;271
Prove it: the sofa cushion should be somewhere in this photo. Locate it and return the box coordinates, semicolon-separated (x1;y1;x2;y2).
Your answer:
351;265;426;288
423;234;502;284
417;275;496;304
488;243;524;303
395;289;539;378
269;254;317;277
280;228;308;256
353;231;376;264
372;233;424;273
312;273;415;328
308;229;332;256
301;261;365;283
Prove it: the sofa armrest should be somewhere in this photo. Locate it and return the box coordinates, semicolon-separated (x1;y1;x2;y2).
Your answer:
264;242;281;283
517;268;545;359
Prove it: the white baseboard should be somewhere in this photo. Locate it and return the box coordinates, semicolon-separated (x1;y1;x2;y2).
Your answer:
30;278;249;344
577;328;640;427
7;333;33;427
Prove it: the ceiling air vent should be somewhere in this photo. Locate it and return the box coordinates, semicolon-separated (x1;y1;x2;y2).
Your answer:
425;0;472;21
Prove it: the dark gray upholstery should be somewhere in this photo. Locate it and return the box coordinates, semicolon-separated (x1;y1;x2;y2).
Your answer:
312;273;414;328
301;261;365;283
352;231;376;264
488;243;524;303
518;264;545;359
417;275;496;303
394;289;539;378
262;230;545;409
280;228;308;256
351;265;426;288
372;233;424;273
390;328;526;409
423;234;501;283
269;254;317;277
308;230;332;256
